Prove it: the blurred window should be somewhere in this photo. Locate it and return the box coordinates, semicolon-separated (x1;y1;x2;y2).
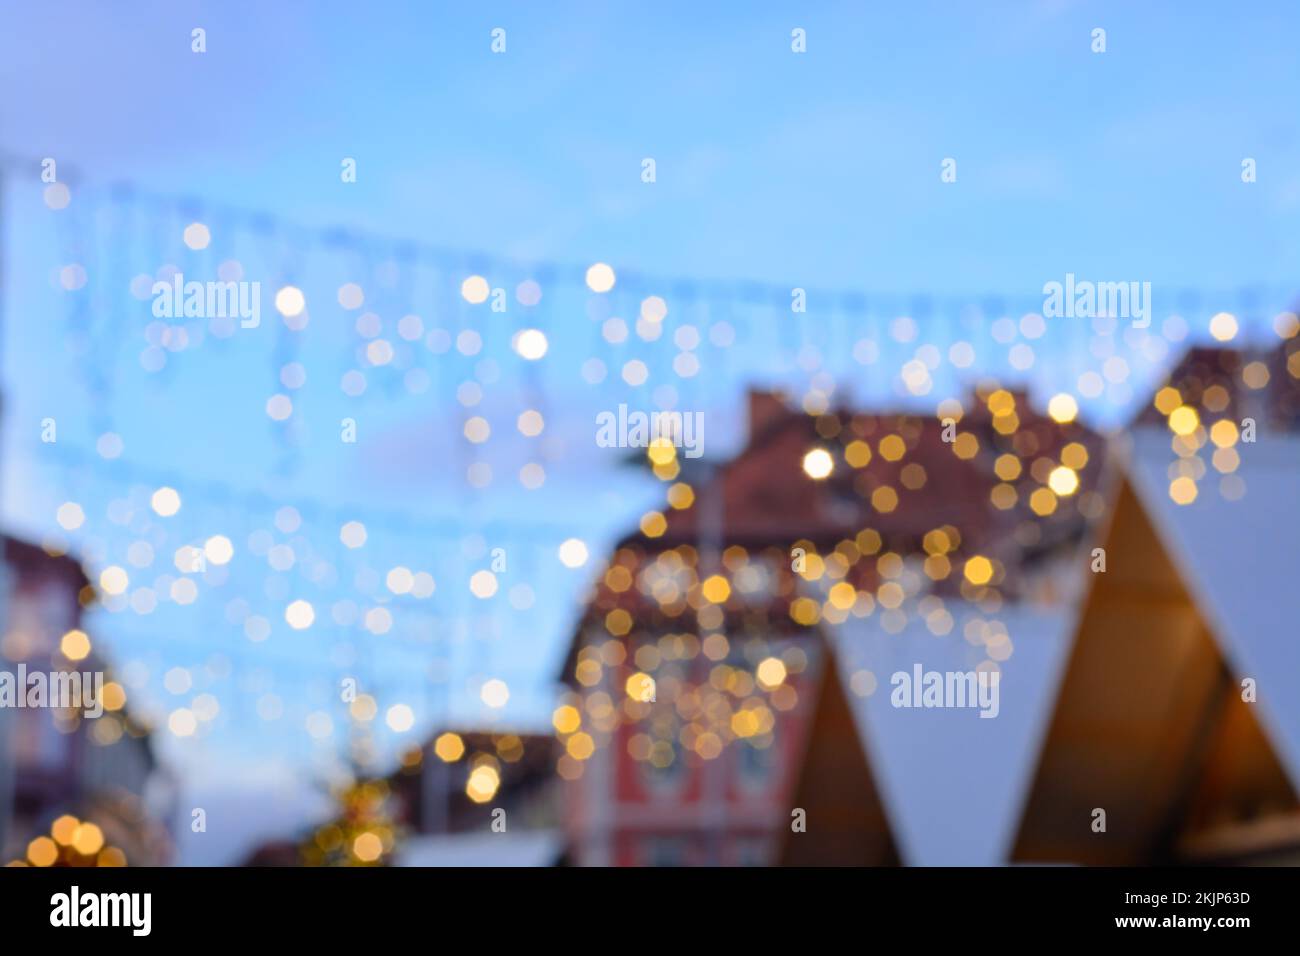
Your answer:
737;739;775;792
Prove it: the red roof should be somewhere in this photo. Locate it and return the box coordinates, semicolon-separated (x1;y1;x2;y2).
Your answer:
561;386;1110;682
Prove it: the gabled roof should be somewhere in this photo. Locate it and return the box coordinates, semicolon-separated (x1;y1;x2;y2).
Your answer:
798;337;1300;866
1012;429;1300;863
1131;338;1300;432
561;386;1109;683
1125;427;1300;786
777;634;900;866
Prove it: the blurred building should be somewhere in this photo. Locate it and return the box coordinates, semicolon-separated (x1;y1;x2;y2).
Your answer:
1014;333;1300;864
240;728;560;866
769;385;1111;864
388;728;562;866
0;536;167;865
560;386;1108;865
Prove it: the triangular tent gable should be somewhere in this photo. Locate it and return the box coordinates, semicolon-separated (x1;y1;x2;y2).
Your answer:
824;603;1076;865
1125;429;1300;782
1013;431;1300;864
778;639;900;865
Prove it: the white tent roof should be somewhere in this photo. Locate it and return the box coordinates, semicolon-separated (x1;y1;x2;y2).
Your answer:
826;600;1076;865
393;829;563;867
820;428;1298;865
1125;427;1300;788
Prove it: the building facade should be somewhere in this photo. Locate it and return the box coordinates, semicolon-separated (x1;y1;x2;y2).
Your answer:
559;386;1108;865
0;536;165;865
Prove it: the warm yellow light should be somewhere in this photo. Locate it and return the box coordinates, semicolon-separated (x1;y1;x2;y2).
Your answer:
353;832;383;863
625;672;656;702
963;556;993;586
1153;386;1182;415
60;629;91;662
1168;405;1200;437
51;815;80;846
993;453;1022;481
992;411;1020;435
856;528;882;555
102;682;127;711
97;847;127;867
652;458;679;482
731;710;760;738
27;837;58;867
1242;361;1270;390
666;482;695;510
565;732;596;761
878;435;906;462
639;511;667;538
789;597;821;626
1213;447;1240;473
647;437;677;466
828;581;857;609
350;695;378;722
701;575;731;604
756;657;788;689
552;705;581;735
922;529;952;555
876;581;905;609
1169;476;1198;505
1029;487;1058;516
991;483;1017;510
1209;312;1238;342
845;440;872;468
1047;393;1078;423
434;732;465;762
98;566;128;596
952;433;979;459
870;486;898;513
1210;420;1239;448
71;823;104;856
802;448;834;479
925;552;953;577
1048;465;1079;496
987;389;1016;416
1061;442;1089;470
605;608;632;636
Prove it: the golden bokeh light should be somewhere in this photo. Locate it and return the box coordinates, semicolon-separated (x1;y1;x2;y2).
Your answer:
963;556;993;586
434;733;465;762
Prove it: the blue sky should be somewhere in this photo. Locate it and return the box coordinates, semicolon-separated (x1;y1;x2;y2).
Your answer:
5;0;1299;290
1;0;1297;863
